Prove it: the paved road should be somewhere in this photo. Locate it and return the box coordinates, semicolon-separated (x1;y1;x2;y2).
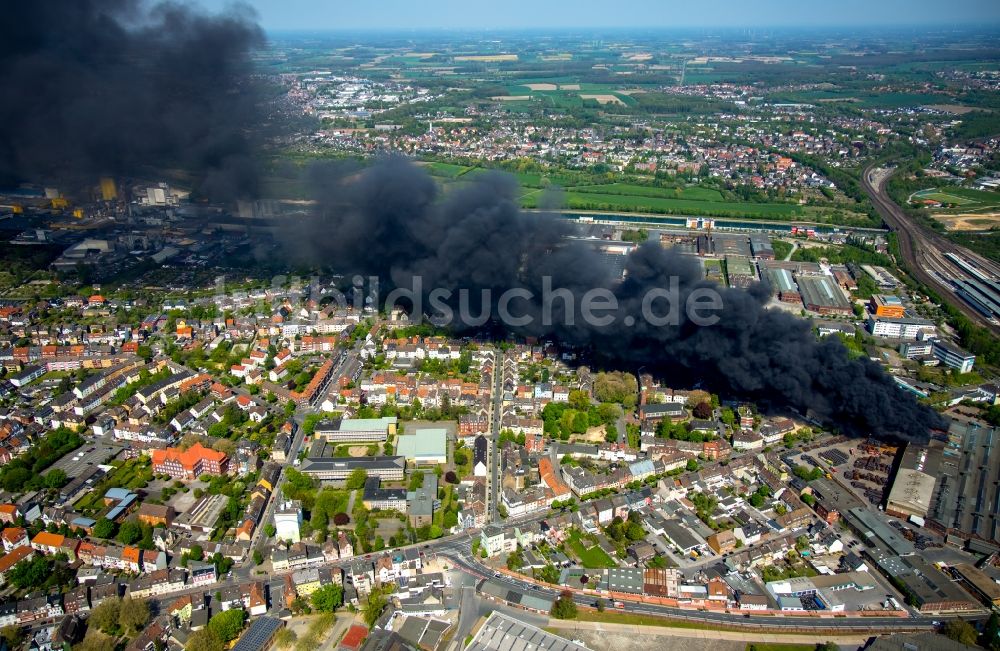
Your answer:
241;336;366;572
440;548;945;633
861;165;1000;333
133;501;980;634
783;240;797;262
487;349;504;523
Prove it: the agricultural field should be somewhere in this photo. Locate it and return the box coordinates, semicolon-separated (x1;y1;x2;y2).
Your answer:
424;162;863;222
421;161;472;178
543;190;803;219
767;88;943;108
571;183;725;202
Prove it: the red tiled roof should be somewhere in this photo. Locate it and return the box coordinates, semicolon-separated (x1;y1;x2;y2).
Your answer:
151;442;227;473
31;531;65;548
0;545;33;573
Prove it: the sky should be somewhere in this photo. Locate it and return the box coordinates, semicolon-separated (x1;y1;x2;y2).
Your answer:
198;0;1000;31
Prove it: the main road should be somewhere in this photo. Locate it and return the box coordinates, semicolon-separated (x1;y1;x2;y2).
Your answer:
435;541;948;633
861;165;1000;333
487;348;504;523
146;525;949;634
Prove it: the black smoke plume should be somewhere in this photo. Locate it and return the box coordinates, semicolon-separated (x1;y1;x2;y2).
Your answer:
291;157;944;442
0;0;267;200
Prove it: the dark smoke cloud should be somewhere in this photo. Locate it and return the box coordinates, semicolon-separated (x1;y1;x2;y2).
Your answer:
0;0;267;200
289;157;944;442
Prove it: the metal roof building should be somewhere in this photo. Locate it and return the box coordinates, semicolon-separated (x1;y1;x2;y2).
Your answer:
231;617;283;651
395;427;447;465
467;611;589;651
796;275;852;315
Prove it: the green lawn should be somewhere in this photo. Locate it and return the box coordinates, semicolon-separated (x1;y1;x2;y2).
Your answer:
573;611;724;630
947;187;1000;202
566;530;617;569
571;183;725;202
423;161;474;178
550;190;803;219
913;189;978;205
771;239;794;261
770;90;937;108
427;162;857;222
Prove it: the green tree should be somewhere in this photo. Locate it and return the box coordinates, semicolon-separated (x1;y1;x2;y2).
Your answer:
75;631;114;651
7;556;52;591
2;467;31;492
185;629;224;651
92;517;116;539
208;608;246;642
550;590;578;620
592;371;638;407
116;520;142;545
943;619;978;647
118;597;149;632
274;628;297;650
44;468;68;489
89;598;121;634
507;547;524;571
310;584;344;613
363;591;388;627
1;625;26;648
535;564;560;584
568;390;591;410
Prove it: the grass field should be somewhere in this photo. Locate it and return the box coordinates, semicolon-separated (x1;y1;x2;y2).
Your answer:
567;530;617;569
499;87;637;109
771;90;937;108
571;183;725;202
551;190;803;219
572;611;726;631
422;161;473;178
912;188;978;205
422;161;843;221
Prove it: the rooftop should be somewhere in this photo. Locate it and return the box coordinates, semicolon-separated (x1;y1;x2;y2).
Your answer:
396;427;447;460
467;611;587;651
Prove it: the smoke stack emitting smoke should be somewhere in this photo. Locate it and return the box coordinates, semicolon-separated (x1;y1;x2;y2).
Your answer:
0;0;266;200
292;158;944;442
1;4;943;442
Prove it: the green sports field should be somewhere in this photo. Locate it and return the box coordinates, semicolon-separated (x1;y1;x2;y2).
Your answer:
912;188;978;206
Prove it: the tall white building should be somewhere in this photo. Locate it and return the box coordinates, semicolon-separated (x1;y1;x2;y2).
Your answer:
867;316;935;340
274;500;303;544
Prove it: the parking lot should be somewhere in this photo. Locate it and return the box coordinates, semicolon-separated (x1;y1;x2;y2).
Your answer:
51;441;124;477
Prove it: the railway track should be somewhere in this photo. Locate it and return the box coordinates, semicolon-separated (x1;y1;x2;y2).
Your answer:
861;165;1000;334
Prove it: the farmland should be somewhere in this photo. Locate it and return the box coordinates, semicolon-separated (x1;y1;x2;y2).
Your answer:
424;162;814;220
528;189;804;219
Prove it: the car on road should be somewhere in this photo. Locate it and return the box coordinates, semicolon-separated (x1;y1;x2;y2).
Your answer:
493;572;502;578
